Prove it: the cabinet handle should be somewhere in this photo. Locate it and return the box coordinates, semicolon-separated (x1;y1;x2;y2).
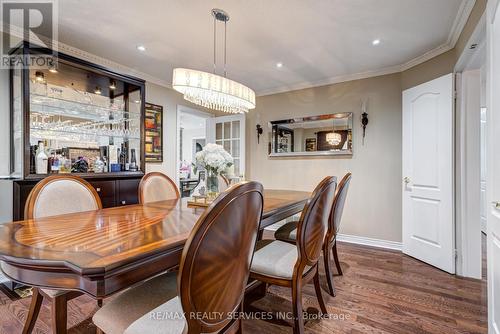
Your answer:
121;200;126;205
96;187;101;192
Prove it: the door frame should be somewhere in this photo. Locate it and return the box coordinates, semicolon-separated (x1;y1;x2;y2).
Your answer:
486;0;500;331
454;12;486;279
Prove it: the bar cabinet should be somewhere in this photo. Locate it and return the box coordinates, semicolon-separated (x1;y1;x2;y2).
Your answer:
9;42;146;220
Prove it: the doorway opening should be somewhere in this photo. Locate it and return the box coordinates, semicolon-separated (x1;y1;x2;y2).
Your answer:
177;106;212;197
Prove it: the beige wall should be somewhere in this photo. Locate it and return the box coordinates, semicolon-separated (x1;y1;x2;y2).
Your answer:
246;73;403;242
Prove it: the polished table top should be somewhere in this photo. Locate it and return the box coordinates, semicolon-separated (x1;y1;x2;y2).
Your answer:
0;190;310;283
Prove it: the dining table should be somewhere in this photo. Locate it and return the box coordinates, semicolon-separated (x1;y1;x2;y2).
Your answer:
0;189;310;300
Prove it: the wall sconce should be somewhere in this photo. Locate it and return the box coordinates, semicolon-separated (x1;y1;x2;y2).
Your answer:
256;124;263;144
361;112;369;143
361;100;369;144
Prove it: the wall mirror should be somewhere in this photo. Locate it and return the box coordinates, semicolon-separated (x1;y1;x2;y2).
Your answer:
269;112;353;157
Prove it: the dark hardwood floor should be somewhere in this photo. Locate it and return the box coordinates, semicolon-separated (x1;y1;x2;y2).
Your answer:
0;238;487;333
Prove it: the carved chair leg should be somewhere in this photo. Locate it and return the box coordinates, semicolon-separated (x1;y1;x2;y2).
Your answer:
291;280;304;334
22;287;43;334
313;269;328;315
97;299;103;307
235;318;243;334
323;245;336;297
332;242;343;276
255;281;268;299
51;294;68;334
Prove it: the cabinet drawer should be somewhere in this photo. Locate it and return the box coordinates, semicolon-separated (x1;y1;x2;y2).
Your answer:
117;179;140;206
89;181;116;208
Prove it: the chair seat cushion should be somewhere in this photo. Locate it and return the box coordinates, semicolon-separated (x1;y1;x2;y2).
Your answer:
251;240;309;279
93;271;186;334
274;221;298;242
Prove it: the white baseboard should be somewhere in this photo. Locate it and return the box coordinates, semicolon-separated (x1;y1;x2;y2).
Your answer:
337;233;402;251
265;221;403;251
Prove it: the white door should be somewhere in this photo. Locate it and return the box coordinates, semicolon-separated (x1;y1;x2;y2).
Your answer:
402;73;455;274
487;0;500;331
206;115;246;180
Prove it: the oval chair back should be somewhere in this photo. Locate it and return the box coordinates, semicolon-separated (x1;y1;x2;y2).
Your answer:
295;176;337;269
138;172;180;204
217;175;230;192
326;173;352;245
178;181;264;333
24;175;102;219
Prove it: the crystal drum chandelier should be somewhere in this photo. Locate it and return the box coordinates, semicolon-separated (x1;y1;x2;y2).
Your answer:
326;132;342;146
172;9;256;114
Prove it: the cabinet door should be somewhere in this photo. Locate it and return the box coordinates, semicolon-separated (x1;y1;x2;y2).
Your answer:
117;179;140;206
13;182;35;221
88;180;116;208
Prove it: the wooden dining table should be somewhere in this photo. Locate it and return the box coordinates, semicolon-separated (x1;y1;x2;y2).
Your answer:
0;190;309;299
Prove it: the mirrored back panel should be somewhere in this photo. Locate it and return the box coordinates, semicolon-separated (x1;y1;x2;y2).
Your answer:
269;113;353;157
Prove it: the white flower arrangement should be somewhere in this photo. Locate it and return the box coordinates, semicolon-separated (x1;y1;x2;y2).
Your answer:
195;143;234;175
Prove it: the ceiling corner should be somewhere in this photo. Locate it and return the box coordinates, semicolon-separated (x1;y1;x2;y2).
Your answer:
448;0;477;47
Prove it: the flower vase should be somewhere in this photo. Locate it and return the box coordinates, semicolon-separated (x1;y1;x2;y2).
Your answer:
206;172;219;197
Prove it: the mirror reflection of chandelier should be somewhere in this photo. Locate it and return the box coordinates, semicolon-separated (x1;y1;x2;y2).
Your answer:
172;9;256;114
326;131;342;146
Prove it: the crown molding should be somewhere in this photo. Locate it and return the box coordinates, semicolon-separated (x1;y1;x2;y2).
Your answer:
256;64;402;96
1;24;171;88
3;0;476;96
257;0;476;97
448;0;477;47
399;43;453;72
56;43;171;88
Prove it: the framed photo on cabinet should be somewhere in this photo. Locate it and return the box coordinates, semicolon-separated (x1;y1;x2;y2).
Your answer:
144;103;163;162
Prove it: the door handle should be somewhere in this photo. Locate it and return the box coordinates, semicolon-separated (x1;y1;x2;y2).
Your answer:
404;177;411;184
492;201;500;209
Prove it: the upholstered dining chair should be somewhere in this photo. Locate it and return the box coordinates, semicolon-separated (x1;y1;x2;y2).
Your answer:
274;173;352;296
23;174;102;334
138;172;180;203
93;181;264;334
250;176;337;334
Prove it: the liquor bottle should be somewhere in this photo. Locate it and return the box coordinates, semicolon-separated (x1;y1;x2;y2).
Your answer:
125;148;130;171
35;142;48;174
130;149;138;171
117;148;122;171
30;145;37;174
50;152;60;173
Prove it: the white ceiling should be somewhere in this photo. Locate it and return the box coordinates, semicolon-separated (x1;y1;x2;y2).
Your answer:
55;0;473;95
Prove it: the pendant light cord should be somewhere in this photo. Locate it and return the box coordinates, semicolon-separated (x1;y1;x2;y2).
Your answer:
213;15;217;74
224;19;227;78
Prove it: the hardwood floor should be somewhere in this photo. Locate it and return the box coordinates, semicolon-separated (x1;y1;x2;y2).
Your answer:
0;240;487;333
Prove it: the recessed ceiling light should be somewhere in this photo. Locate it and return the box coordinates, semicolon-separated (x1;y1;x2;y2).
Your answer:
372;39;381;46
276;62;283;68
137;45;146;52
